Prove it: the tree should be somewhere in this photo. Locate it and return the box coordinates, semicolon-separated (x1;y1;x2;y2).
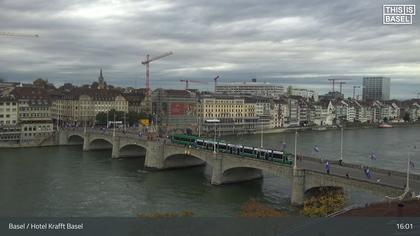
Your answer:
127;111;149;126
91;81;99;89
240;199;287;217
403;112;411;122
96;112;108;125
33;78;48;88
33;78;55;89
59;83;75;91
287;86;293;96
383;117;388;123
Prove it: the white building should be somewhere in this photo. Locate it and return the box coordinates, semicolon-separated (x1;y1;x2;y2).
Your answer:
291;88;319;102
216;80;285;98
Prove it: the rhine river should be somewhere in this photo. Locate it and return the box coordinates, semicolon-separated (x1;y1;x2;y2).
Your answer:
0;127;419;217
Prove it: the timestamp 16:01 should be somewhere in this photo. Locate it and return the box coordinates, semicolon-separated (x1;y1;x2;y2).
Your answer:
396;223;414;230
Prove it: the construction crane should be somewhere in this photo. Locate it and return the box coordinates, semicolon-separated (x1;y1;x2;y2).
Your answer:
338;81;346;94
327;78;351;93
141;51;173;94
417;92;420;99
213;75;220;92
0;32;39;38
180;79;207;90
353;85;361;99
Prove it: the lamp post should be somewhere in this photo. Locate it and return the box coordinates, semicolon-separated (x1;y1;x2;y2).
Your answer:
56;112;60;131
214;122;217;153
113;113;116;137
260;119;264;148
340;126;344;162
123;112;126;133
294;130;298;169
406;157;411;193
106;110;109;129
205;119;220;153
198;116;201;137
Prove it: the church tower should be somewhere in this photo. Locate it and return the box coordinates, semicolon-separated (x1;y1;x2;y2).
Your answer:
98;68;106;89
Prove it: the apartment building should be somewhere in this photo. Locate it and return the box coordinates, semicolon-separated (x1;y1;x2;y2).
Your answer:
197;95;258;135
51;88;128;126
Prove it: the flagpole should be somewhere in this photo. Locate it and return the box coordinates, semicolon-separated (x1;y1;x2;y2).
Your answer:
340;126;343;161
406;157;410;192
294;130;297;169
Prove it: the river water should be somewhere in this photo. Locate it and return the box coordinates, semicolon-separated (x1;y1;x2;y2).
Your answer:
0;127;419;217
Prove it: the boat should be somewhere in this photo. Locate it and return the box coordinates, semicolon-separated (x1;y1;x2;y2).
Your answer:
312;126;327;131
378;123;393;128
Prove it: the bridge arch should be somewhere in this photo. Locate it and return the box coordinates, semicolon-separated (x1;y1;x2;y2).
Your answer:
163;153;206;169
88;137;113;150
119;143;147;158
67;134;84;144
221;167;263;184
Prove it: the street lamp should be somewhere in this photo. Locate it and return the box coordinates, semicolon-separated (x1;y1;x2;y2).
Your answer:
340;126;344;163
113;113;116;137
294;130;298;169
206;119;220;153
260;118;264;148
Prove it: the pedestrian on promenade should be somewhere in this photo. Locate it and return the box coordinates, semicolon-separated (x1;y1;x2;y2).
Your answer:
325;161;330;174
364;167;372;179
346;172;349;178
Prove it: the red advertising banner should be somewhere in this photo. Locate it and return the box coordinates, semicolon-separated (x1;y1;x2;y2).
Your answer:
170;103;194;116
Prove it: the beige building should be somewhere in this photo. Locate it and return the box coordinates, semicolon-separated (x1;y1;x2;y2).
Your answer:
10;87;54;142
0;96;18;126
52;88;129;126
197;95;258;135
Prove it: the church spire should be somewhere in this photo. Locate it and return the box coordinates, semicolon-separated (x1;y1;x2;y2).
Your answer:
98;68;106;89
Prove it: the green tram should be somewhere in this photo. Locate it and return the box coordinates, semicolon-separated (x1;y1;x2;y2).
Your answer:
170;134;293;166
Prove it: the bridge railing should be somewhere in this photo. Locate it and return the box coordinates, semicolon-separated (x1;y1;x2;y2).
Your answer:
305;169;405;190
299;154;420;181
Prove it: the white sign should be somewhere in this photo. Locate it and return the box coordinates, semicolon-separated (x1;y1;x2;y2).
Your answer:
383;4;416;24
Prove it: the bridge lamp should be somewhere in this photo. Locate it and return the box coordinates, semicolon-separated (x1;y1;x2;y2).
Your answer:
205;119;220;153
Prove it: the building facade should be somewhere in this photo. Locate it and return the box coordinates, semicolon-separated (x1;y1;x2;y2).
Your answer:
51;88;128;126
215;80;285;98
197;95;259;135
362;77;391;101
0;96;18;126
152;89;198;134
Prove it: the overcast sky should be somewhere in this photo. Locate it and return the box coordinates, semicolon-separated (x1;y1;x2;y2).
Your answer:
0;0;419;98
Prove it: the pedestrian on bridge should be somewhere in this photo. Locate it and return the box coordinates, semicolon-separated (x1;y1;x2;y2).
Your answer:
325;161;330;175
364;167;372;179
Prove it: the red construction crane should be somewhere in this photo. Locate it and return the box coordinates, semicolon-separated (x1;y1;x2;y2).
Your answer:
141;51;173;94
213;75;220;92
180;79;207;90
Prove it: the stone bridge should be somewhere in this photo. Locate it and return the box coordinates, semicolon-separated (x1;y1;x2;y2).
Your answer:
58;129;420;206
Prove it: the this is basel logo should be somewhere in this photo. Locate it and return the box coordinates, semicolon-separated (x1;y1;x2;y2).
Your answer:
383;4;416;24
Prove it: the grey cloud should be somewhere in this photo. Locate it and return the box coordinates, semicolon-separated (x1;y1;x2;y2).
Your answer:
0;0;419;99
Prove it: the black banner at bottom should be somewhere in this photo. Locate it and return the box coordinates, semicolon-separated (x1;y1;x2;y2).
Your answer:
1;217;420;236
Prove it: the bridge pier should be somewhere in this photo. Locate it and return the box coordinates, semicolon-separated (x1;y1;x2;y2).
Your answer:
58;131;68;145
111;136;120;158
82;133;90;151
291;168;305;206
211;156;223;185
144;141;165;169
